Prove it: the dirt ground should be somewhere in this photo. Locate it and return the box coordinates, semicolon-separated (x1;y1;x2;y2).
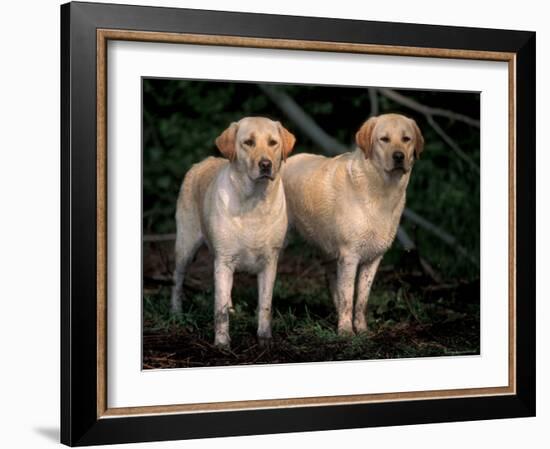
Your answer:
142;240;480;369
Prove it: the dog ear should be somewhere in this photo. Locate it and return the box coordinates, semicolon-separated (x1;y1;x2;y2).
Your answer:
355;117;378;158
277;122;296;161
215;122;239;161
410;118;424;159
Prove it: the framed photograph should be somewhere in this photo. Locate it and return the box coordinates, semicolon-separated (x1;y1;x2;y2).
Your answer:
61;1;535;446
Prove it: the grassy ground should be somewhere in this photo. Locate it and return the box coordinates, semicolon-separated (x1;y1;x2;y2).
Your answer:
142;239;480;369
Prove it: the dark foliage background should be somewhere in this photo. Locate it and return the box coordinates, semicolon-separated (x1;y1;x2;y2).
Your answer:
142;79;480;368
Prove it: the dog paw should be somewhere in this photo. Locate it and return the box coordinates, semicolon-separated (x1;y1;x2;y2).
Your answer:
170;301;182;315
353;319;368;334
214;335;231;350
258;336;272;349
337;325;355;337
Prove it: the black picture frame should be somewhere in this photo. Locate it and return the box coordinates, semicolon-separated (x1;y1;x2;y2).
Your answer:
61;1;535;446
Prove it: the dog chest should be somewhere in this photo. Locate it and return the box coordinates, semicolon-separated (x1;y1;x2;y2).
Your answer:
206;209;288;273
333;199;402;261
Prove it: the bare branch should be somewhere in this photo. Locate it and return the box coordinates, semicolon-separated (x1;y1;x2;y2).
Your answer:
426;115;480;174
368;88;379;117
378;88;480;128
259;84;347;155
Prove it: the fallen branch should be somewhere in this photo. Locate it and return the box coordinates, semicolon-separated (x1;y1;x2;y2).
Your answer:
259;84;347;155
396;227;441;282
396;227;415;252
402;208;479;267
368;88;379;117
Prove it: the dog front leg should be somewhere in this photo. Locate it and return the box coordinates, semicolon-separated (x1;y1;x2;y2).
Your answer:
353;256;382;333
257;257;278;347
213;258;234;349
336;255;359;336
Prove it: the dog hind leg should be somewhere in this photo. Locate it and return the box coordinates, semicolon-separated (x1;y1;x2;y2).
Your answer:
324;260;339;311
353;257;382;333
171;212;203;315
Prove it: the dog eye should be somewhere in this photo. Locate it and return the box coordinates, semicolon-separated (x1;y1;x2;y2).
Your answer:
402;136;411;143
268;139;278;147
243;139;255;147
380;136;390;143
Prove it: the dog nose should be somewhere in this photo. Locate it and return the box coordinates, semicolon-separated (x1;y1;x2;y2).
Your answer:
259;159;272;172
392;151;405;163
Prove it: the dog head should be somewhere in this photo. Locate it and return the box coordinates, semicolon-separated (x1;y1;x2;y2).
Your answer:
215;117;295;181
355;113;424;176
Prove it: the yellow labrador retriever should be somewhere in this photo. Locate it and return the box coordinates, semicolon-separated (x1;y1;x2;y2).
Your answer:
171;117;295;348
283;113;423;335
